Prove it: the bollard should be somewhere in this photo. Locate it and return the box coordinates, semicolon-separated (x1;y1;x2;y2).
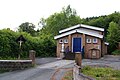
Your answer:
29;50;36;65
75;52;82;66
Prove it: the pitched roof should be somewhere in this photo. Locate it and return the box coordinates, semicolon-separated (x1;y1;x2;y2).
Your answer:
54;29;103;39
59;24;104;33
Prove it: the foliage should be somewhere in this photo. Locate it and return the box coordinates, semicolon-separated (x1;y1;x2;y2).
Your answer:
39;5;81;36
81;12;120;38
0;29;19;58
107;22;120;52
81;66;120;80
81;12;120;52
18;22;37;36
0;29;56;59
112;50;120;55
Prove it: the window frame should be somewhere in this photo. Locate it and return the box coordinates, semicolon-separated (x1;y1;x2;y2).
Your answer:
93;38;98;43
59;39;63;43
64;39;68;43
86;38;91;43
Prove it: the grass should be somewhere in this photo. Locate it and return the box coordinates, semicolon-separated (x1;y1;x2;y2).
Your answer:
0;70;9;73
81;66;120;80
62;66;120;80
62;70;73;80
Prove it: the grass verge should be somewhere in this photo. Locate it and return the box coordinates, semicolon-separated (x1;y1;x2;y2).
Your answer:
81;66;120;80
62;70;73;80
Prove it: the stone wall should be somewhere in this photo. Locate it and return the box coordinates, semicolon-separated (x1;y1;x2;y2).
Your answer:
73;64;95;80
0;60;32;71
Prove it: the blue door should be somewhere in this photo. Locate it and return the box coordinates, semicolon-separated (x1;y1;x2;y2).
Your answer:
73;38;82;52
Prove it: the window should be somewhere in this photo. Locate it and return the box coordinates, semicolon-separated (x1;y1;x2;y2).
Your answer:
93;38;98;43
64;39;68;43
86;38;91;43
59;39;63;43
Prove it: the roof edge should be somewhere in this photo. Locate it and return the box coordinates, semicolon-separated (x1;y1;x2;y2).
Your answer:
59;24;80;33
59;24;104;34
54;29;103;39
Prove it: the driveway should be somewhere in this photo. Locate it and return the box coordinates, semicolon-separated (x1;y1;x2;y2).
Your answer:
0;58;74;80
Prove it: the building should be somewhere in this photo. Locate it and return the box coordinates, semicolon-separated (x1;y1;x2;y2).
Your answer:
54;24;108;59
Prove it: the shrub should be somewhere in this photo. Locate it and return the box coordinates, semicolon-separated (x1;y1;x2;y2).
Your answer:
112;50;120;55
0;29;56;59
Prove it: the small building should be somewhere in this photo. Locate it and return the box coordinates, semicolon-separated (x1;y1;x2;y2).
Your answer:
54;24;108;59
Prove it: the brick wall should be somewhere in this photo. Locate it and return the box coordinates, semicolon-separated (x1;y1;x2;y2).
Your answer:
0;60;32;71
85;35;101;59
56;33;102;59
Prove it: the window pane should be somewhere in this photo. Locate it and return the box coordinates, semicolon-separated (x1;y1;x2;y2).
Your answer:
59;39;63;43
93;38;97;43
86;38;91;43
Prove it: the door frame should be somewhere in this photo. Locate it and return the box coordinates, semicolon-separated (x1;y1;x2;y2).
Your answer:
72;37;82;52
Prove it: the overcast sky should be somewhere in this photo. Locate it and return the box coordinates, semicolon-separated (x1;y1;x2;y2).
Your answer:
0;0;120;31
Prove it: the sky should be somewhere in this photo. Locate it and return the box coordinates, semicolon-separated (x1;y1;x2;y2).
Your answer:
0;0;120;31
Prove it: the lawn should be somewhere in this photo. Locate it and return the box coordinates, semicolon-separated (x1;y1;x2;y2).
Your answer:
62;66;120;80
81;66;120;80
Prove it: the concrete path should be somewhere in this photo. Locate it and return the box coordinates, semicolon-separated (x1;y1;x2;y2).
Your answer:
0;59;74;80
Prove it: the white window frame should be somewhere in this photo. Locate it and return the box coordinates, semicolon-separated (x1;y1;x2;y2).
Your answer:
64;39;68;43
86;38;91;43
59;39;63;43
93;38;98;43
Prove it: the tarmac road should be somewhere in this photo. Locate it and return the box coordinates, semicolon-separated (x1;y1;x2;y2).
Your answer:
0;58;74;80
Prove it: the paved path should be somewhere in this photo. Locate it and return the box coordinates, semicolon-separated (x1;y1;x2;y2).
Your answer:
0;59;74;80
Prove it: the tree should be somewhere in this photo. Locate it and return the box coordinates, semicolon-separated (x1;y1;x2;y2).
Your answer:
18;22;36;36
107;21;120;52
39;5;81;36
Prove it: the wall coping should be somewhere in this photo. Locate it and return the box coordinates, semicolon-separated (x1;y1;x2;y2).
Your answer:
0;60;32;62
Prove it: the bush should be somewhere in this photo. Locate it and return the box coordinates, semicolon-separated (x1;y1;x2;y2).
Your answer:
112;50;120;55
0;29;56;59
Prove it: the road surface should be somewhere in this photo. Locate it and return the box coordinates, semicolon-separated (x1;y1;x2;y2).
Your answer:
0;59;74;80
